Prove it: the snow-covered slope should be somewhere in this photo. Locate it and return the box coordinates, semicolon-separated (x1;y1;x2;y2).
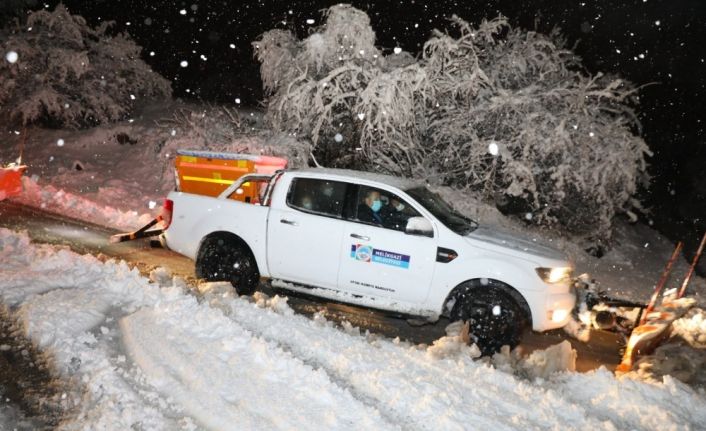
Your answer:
1;229;705;430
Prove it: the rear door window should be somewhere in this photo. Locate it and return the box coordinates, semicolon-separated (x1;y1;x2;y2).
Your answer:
287;178;348;217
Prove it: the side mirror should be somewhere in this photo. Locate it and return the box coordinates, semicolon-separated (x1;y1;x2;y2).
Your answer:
405;216;433;237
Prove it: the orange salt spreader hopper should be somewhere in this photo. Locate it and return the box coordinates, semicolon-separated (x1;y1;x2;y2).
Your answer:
174;150;288;203
0;164;27;201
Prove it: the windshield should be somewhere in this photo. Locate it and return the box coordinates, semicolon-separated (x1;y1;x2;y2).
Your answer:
405;187;478;236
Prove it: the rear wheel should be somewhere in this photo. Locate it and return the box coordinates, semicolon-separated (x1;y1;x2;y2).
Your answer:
195;236;260;295
450;282;527;355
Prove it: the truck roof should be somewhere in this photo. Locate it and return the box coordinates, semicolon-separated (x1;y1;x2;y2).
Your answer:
288;167;424;191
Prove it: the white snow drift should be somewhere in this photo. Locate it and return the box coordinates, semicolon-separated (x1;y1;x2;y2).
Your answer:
1;228;706;430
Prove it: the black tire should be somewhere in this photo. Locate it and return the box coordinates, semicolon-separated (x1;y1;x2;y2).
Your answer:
450;283;527;356
195;236;260;295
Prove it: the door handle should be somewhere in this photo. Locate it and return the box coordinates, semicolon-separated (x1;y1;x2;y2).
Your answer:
350;233;370;241
280;219;298;226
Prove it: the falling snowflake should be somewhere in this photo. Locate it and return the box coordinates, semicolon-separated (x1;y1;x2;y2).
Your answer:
57;139;65;147
525;212;533;221
488;142;499;156
357;113;365;120
393;47;402;54
149;51;155;56
334;133;343;143
180;60;188;67
179;9;187;15
148;201;157;209
235;98;241;104
229;44;236;49
5;51;18;64
306;19;315;25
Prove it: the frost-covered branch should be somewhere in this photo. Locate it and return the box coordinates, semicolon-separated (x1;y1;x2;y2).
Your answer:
253;4;650;241
0;4;171;128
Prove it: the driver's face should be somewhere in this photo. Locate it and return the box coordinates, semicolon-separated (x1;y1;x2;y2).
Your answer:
365;191;380;207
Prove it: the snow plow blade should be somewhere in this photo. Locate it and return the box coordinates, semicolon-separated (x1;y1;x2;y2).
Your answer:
615;232;704;373
0;165;26;201
109;215;164;244
616;298;695;373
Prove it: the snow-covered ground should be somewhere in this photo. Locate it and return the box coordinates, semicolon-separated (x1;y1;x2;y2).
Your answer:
1;228;705;430
2;103;706;428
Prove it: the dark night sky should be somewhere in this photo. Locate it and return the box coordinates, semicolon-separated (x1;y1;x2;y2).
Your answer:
33;0;706;242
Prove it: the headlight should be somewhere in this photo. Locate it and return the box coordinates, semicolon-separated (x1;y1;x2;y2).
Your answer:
536;267;573;284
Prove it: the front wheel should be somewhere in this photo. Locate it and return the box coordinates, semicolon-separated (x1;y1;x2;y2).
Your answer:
195;236;260;295
450;285;526;356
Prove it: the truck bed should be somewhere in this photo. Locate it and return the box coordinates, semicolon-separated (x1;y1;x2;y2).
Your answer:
164;191;272;275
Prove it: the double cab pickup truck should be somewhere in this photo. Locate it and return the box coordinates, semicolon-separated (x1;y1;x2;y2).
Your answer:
162;166;575;353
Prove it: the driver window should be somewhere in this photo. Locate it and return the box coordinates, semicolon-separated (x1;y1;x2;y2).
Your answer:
354;186;421;231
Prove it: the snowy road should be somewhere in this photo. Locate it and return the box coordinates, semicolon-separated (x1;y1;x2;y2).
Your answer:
0;200;622;369
1;225;705;430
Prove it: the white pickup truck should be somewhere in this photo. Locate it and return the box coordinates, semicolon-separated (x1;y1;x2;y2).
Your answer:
163;167;575;353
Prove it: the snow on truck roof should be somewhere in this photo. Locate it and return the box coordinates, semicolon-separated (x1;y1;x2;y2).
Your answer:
288;167;424;190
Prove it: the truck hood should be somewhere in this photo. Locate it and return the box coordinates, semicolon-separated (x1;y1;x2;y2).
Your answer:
465;226;568;263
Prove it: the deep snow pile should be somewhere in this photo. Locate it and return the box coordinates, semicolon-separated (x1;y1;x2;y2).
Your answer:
1;228;706;430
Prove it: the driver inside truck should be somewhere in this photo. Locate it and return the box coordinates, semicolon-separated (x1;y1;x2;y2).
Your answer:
357;189;383;225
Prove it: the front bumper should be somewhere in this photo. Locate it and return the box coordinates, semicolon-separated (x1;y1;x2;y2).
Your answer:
532;290;576;331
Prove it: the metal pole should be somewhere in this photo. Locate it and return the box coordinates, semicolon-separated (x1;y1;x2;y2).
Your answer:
678;232;706;298
640;241;683;326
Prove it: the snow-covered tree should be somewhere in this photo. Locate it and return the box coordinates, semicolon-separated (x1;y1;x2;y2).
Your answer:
253;5;650;240
0;4;171;128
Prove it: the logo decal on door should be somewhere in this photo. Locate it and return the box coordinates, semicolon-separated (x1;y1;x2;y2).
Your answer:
350;244;410;269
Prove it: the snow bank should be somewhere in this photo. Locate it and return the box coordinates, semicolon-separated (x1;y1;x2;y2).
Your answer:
11;176;152;230
672;308;706;348
0;228;182;429
205;290;706;430
490;341;577;380
0;230;390;429
2;228;706;430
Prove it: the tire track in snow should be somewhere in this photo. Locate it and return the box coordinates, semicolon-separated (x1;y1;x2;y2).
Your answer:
211;293;576;431
211;292;705;431
120;294;397;430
